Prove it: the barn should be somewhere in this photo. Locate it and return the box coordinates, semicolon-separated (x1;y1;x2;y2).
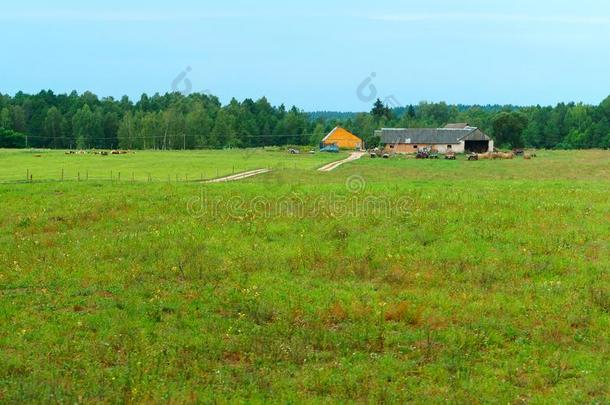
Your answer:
376;123;493;154
322;127;364;150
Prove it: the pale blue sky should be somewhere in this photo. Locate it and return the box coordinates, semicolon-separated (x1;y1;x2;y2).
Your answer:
2;0;610;110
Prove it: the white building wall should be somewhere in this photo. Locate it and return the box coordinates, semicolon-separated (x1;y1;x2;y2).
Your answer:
431;144;463;153
453;142;466;153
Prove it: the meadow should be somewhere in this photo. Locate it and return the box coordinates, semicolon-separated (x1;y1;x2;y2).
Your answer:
0;148;347;183
0;149;608;403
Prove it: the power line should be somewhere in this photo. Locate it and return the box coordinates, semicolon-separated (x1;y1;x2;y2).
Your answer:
12;133;361;141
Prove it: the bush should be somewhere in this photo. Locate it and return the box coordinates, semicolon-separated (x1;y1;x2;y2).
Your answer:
0;128;26;148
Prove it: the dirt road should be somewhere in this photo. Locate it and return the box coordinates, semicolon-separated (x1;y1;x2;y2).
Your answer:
317;152;366;172
204;168;271;183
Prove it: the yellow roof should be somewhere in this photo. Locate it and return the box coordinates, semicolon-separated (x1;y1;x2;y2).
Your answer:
322;127;362;143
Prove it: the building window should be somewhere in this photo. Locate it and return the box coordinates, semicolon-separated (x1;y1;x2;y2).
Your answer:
413;145;418;149
390;145;394;149
447;145;452;149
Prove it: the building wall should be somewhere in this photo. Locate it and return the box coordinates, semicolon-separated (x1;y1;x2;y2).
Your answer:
453;142;466;153
384;143;464;154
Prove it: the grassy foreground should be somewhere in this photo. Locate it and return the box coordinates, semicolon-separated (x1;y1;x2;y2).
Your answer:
0;150;609;403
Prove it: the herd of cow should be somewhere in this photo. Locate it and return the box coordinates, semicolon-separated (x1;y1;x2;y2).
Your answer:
65;150;133;156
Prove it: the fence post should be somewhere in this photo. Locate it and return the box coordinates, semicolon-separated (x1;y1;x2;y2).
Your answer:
132;172;134;183
86;171;89;181
78;172;80;182
61;168;64;182
26;169;29;182
110;170;113;182
118;172;121;182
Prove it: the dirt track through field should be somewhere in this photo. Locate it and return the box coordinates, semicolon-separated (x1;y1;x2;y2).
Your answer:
317;152;366;172
204;168;271;183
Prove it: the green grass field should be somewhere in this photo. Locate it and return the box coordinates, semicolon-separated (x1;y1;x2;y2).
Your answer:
0;148;348;183
0;149;609;403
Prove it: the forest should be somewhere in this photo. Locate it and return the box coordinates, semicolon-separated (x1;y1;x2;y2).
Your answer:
1;90;609;150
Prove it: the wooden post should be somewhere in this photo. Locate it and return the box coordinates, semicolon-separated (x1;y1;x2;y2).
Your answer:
118;172;121;182
110;170;113;182
78;172;80;182
86;171;89;181
26;169;29;182
61;168;64;181
132;172;134;183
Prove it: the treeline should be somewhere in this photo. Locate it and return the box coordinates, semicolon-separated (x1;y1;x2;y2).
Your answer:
0;91;314;150
1;90;609;150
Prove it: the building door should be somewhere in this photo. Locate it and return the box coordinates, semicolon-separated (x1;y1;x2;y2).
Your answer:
465;141;489;153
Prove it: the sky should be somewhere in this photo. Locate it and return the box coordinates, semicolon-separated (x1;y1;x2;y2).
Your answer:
2;0;610;111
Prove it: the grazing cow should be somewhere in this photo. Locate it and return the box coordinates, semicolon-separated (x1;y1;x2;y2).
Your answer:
477;152;492;160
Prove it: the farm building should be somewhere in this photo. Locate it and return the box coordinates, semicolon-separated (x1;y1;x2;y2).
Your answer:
376;123;493;154
322;127;364;150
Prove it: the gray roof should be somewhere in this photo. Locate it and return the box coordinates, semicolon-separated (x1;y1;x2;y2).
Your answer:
378;126;490;145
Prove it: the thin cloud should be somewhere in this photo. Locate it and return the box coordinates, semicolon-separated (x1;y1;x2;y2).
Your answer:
369;12;610;25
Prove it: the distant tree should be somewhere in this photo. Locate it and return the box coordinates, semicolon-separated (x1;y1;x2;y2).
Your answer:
117;112;135;149
407;105;416;119
72;105;103;149
371;99;392;121
11;105;27;133
186;104;212;148
310;122;327;146
44;107;63;148
211;109;237;148
492;112;529;148
0;107;12;129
